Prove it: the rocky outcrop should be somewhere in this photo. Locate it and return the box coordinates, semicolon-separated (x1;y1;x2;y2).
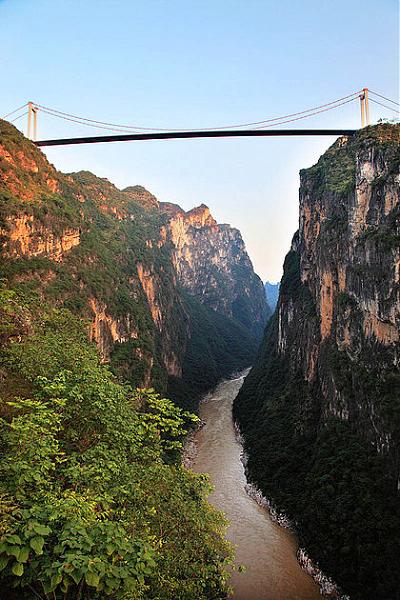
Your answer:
89;298;139;360
0;137;60;201
1;214;80;261
160;202;269;338
234;124;400;600
136;263;164;329
123;185;159;210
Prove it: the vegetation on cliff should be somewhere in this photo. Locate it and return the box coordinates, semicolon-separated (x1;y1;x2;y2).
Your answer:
234;125;400;600
234;250;400;599
168;291;259;411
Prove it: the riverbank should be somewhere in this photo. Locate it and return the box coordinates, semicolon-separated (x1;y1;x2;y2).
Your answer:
183;372;351;600
235;423;348;599
187;373;322;600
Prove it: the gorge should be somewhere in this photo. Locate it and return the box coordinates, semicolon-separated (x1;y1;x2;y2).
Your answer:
0;119;399;600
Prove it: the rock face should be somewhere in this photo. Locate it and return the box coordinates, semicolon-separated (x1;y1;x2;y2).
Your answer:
0;119;266;407
283;126;399;446
1;214;80;261
234;125;400;600
160;202;269;339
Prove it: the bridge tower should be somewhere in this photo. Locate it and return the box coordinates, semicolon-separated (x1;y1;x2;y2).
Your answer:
359;88;370;127
27;102;38;140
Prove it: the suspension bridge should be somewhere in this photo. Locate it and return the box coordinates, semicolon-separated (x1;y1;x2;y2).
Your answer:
2;88;399;147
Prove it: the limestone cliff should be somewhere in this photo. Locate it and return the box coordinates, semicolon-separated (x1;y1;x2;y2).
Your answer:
281;126;399;449
160;202;269;339
1;214;80;261
0;119;264;407
234;124;400;600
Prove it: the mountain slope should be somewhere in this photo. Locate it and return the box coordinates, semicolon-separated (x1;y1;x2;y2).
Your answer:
0;119;267;408
0;119;270;598
234;124;400;600
160;202;269;339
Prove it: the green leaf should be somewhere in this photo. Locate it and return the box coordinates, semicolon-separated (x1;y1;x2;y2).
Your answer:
5;534;22;545
30;536;44;555
18;546;30;563
71;569;83;585
12;562;24;576
33;523;51;536
61;580;69;593
0;556;10;571
50;573;63;590
6;545;20;559
85;571;100;588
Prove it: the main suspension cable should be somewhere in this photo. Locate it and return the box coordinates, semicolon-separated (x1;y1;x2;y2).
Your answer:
33;93;361;134
251;96;359;129
33;90;362;132
10;110;28;123
369;90;399;107
369;98;400;114
2;102;28;119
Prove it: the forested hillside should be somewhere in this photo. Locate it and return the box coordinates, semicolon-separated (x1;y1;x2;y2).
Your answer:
0;119;267;597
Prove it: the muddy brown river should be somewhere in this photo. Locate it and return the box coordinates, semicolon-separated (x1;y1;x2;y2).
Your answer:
191;374;322;600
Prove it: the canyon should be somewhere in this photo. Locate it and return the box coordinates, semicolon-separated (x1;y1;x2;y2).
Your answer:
1;118;399;600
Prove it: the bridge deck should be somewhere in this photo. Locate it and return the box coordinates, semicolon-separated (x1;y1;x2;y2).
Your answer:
34;128;357;147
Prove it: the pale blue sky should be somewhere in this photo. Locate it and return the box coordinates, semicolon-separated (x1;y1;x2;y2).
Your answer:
1;0;399;280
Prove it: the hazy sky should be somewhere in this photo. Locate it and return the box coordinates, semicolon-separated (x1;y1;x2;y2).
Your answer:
1;0;399;281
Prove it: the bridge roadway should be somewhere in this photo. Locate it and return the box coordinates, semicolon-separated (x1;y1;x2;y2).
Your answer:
34;128;357;147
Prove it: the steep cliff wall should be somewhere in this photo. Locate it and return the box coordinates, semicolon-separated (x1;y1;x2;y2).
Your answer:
234;124;400;600
160;202;269;339
0;119;264;408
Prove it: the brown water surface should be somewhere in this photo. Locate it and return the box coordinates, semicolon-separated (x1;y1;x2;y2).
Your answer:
191;374;322;600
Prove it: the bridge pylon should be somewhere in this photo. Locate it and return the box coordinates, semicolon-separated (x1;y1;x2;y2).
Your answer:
27;102;38;140
359;88;370;127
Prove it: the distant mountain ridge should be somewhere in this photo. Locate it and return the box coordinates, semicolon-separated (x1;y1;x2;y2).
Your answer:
264;281;280;311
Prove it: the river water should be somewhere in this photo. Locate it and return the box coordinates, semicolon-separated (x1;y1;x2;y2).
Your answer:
191;374;322;600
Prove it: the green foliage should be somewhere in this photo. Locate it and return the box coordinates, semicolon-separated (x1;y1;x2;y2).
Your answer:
168;291;258;412
359;226;400;251
301;124;400;199
0;298;233;599
302;141;356;196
